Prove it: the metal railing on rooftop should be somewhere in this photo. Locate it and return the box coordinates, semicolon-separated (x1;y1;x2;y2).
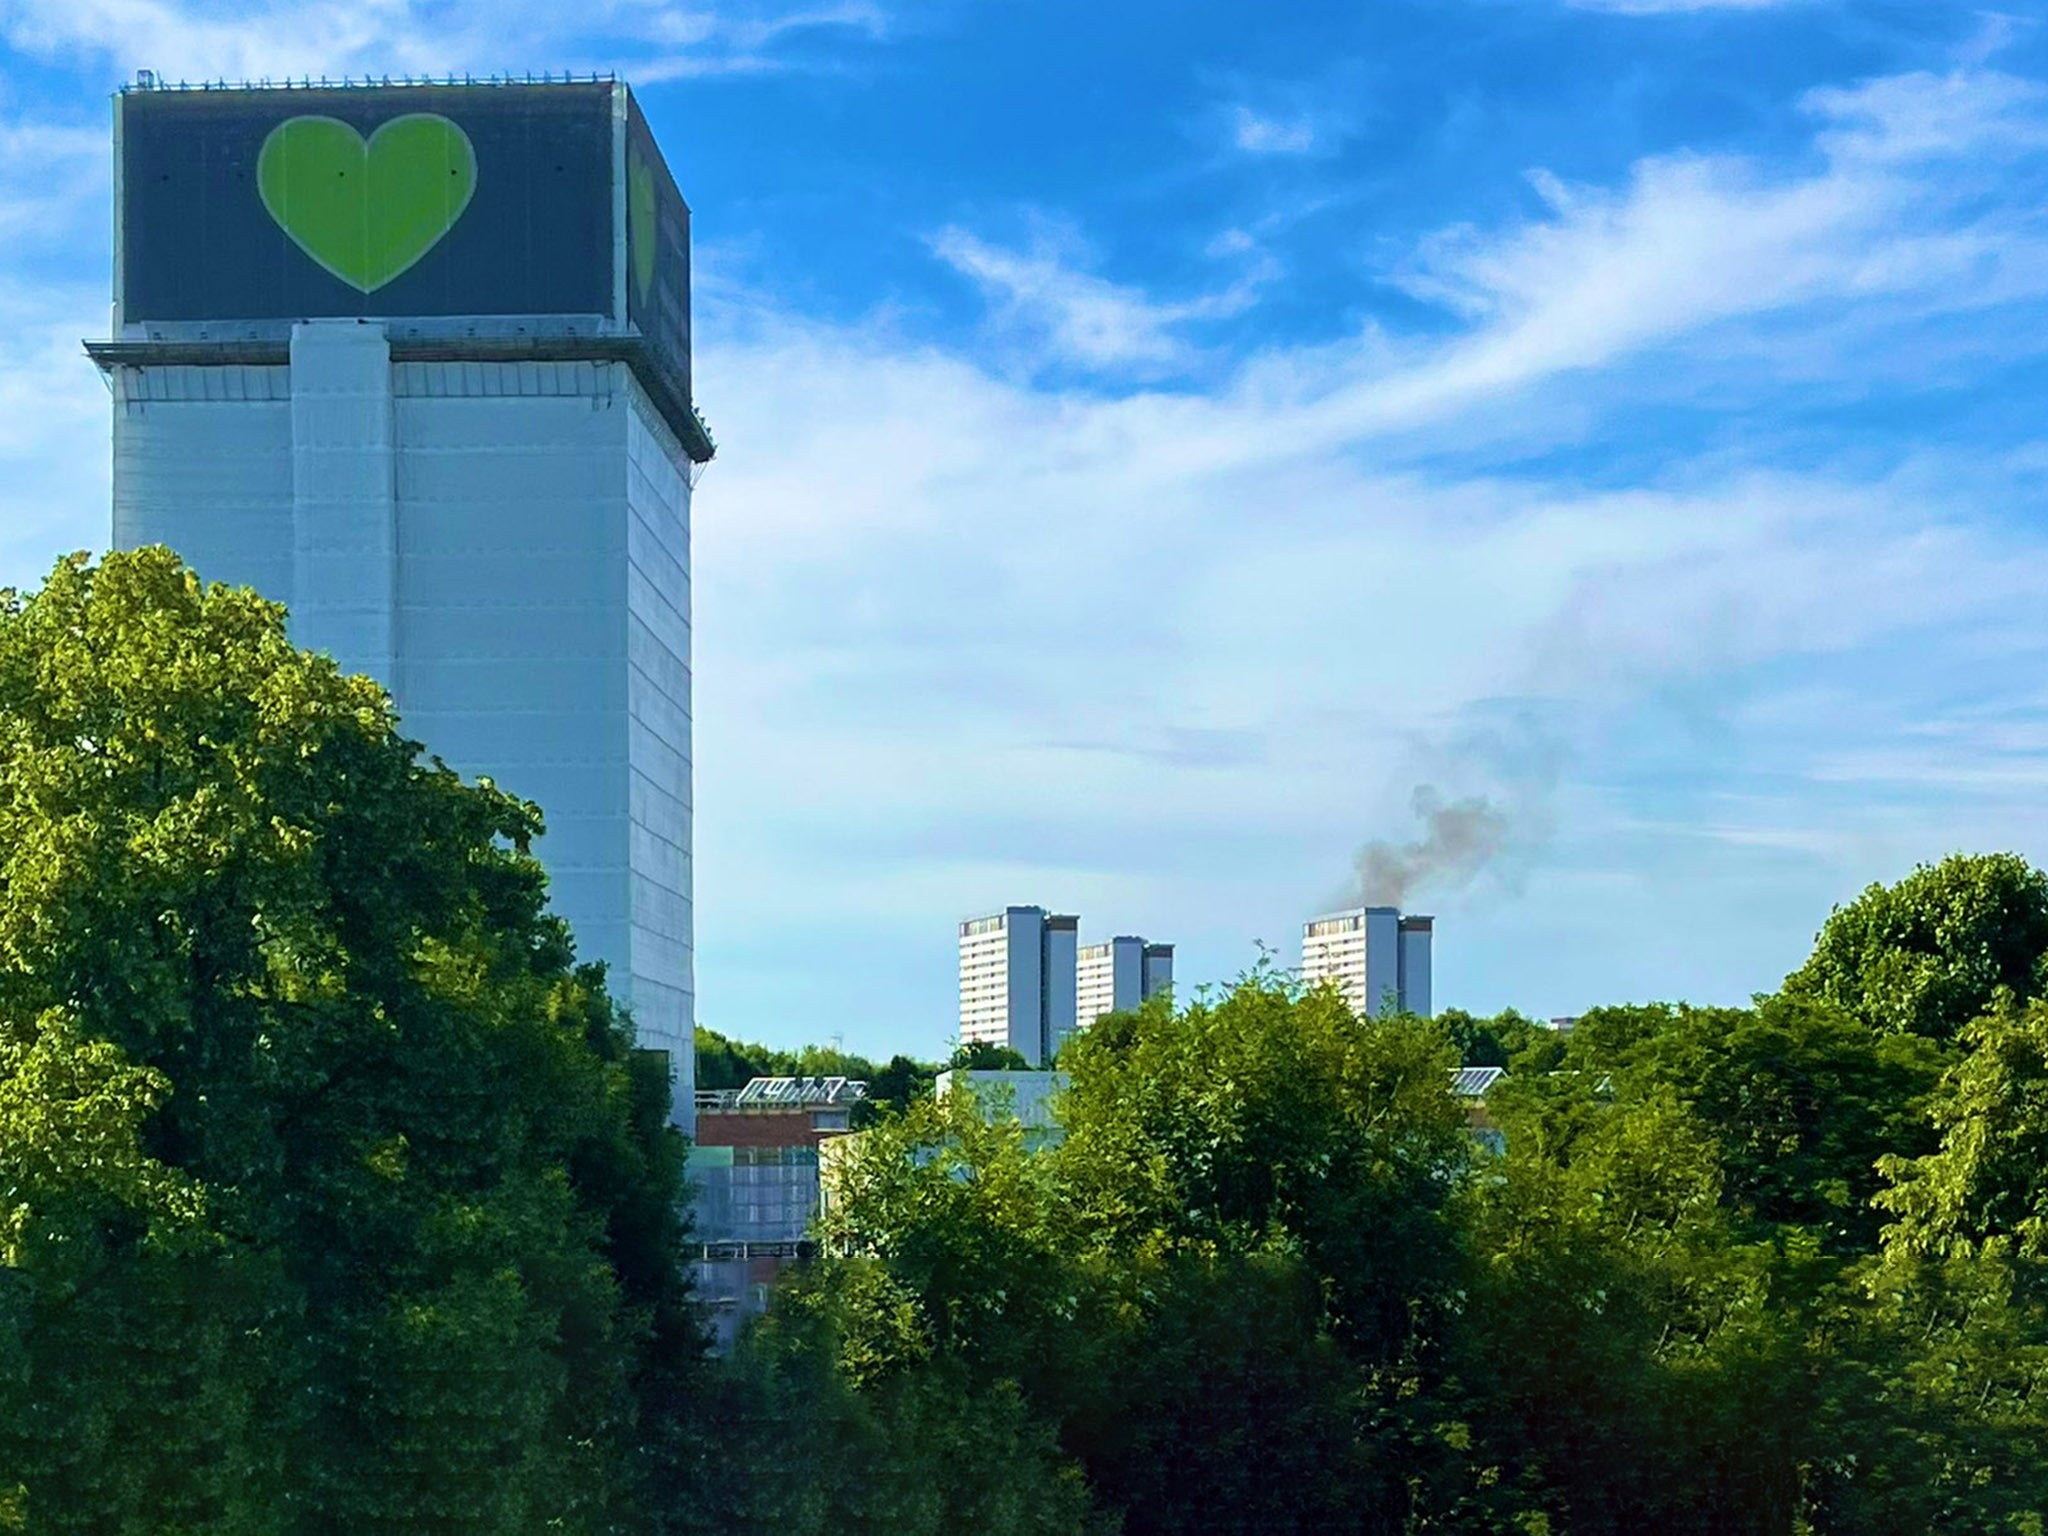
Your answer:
695;1076;868;1113
124;69;616;92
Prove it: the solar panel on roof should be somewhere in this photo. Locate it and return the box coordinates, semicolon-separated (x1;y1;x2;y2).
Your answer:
735;1076;870;1107
1451;1066;1506;1098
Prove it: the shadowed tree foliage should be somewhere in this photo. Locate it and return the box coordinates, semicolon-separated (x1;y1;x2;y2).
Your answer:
1802;997;2048;1531
0;551;698;1535
815;976;1483;1535
949;1040;1035;1071
679;1279;1105;1536
1438;1006;1546;1068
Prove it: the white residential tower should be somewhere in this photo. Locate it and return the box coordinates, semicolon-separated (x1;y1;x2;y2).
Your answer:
959;906;1079;1066
1076;936;1174;1025
1301;908;1433;1017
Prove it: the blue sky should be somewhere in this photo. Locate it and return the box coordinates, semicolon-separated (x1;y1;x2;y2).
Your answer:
4;0;2048;1060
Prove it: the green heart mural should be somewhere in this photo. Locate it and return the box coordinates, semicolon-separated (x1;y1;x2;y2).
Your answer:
257;114;477;293
629;152;658;306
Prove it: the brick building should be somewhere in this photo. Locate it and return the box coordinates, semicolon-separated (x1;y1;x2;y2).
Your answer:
689;1076;863;1350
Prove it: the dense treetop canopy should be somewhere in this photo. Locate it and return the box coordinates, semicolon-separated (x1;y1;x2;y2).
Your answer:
803;871;2048;1533
0;551;697;1535
6;553;2048;1535
1785;852;2048;1039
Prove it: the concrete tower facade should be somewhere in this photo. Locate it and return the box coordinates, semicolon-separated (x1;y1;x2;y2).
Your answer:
1076;935;1174;1026
959;906;1079;1067
94;79;711;1129
1397;915;1433;1018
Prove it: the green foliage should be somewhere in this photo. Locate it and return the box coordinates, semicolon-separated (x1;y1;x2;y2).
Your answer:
863;1052;941;1118
1786;852;2048;1039
1537;996;1946;1254
1439;1006;1547;1068
694;1024;906;1091
801;874;2048;1534
0;551;697;1535
695;1024;942;1122
1461;1066;1822;1532
1057;976;1471;1361
949;1039;1034;1072
694;1024;781;1091
817;975;1479;1533
681;1294;1102;1536
10;572;2048;1536
1875;999;2048;1259
1805;999;2048;1529
1462;977;2043;1531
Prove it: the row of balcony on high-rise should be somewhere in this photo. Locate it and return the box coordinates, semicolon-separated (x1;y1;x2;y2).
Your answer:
957;907;1173;1066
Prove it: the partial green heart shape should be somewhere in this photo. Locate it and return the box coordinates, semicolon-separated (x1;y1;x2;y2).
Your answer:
629;153;658;306
257;114;476;293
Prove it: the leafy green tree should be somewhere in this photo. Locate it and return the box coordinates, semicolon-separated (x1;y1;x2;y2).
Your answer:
949;1040;1034;1072
781;868;2048;1535
695;1025;782;1090
1875;998;2048;1256
0;552;697;1535
1439;1006;1546;1068
1803;999;2048;1530
1056;978;1471;1364
1546;997;1944;1254
1785;853;2048;1040
0;1010;275;1533
863;1053;939;1119
819;975;1479;1534
1463;1067;1821;1534
1469;983;2048;1533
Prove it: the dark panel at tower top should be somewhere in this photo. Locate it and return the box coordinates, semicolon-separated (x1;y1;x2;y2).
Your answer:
116;79;696;419
623;91;691;401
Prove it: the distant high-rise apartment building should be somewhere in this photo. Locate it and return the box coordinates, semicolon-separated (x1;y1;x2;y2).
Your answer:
1076;936;1174;1025
1301;908;1433;1017
959;906;1079;1066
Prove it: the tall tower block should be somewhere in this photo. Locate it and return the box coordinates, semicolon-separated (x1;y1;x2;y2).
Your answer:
93;79;713;1130
1302;907;1432;1018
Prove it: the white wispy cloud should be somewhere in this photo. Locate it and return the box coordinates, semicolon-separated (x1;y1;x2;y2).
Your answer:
1563;0;1806;14
0;119;115;583
915;72;2048;474
0;0;889;82
1216;68;2048;458
2;38;2045;1040
1230;105;1318;155
691;294;2048;1027
929;224;1269;374
0;122;104;246
684;64;2048;1032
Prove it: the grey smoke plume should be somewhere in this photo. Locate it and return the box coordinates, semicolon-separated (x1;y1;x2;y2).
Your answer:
1353;787;1513;908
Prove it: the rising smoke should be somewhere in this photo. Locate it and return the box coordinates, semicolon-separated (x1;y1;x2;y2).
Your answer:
1352;786;1514;908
